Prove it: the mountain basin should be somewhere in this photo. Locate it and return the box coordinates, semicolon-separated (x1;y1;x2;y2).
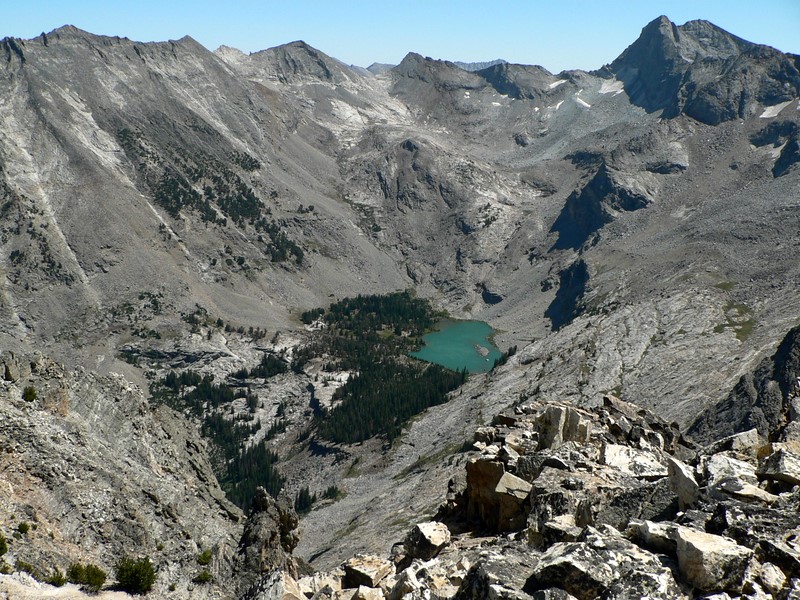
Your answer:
410;319;503;373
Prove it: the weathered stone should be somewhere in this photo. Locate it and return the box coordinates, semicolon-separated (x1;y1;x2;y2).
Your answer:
242;571;306;600
536;405;591;450
526;542;615;600
703;453;759;487
628;519;679;554
601;443;668;479
238;488;299;581
675;527;753;592
758;448;800;485
352;585;383;600
456;548;538;599
465;459;531;532
388;567;422;600
343;555;394;589
758;561;787;595
716;477;779;504
705;428;764;457
404;521;451;560
666;456;699;509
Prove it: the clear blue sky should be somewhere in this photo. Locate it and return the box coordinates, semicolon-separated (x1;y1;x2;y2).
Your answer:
4;1;799;72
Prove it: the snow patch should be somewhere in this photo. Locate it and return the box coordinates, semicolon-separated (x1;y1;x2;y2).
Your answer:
760;100;792;118
534;107;540;113
554;100;564;110
575;97;591;109
599;79;625;95
548;79;567;89
491;102;502;106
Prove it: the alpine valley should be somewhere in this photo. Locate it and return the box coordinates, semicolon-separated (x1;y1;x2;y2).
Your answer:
2;15;800;599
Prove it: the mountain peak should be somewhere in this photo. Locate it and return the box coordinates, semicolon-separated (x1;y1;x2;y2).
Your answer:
47;24;86;36
604;16;799;124
227;39;360;84
392;52;487;92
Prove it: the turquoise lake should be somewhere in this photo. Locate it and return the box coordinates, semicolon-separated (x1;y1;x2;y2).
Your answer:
410;320;503;373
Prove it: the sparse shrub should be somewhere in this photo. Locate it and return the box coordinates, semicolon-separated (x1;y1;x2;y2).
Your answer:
17;522;29;535
193;570;212;584
15;559;38;578
115;556;155;594
67;562;85;583
197;549;212;566
68;562;107;592
22;386;36;402
322;485;342;500
0;534;7;556
46;569;67;587
84;564;108;591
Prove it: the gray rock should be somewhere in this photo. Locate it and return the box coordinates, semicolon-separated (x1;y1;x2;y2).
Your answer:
757;448;800;485
675;527;753;593
758;561;787;595
342;555;394;589
238;488;299;582
242;570;306;600
535;405;592;450
465;459;531;532
601;443;668;479
667;456;699;509
527;542;615;600
403;521;451;560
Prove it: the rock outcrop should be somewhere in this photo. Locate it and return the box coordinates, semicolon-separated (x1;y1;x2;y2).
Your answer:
602;15;800;124
293;393;800;599
238;488;300;594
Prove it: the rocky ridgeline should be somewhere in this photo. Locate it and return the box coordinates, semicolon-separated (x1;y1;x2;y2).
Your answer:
255;396;800;600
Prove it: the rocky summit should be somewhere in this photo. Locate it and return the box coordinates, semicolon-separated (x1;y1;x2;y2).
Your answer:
1;14;800;599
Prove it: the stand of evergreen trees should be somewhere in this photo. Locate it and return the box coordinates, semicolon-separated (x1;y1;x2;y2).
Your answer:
299;291;467;444
318;362;466;443
152;370;283;508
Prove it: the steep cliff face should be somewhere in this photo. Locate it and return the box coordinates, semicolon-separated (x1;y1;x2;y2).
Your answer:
0;351;243;596
689;325;800;444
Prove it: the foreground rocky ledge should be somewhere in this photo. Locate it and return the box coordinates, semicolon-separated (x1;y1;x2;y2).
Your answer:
251;394;800;599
